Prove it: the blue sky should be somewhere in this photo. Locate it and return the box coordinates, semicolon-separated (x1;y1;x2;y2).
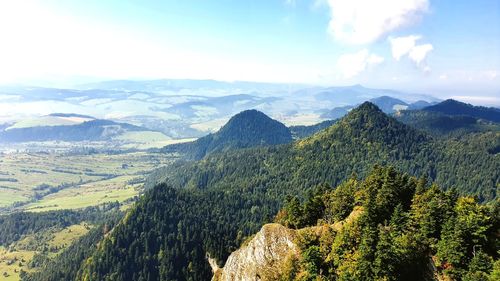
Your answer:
0;0;498;102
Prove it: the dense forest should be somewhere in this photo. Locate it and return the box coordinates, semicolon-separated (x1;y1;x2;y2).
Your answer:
150;102;498;200
273;166;499;280
71;102;499;280
289;120;337;139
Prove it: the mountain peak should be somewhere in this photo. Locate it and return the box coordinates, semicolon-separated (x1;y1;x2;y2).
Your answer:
221;109;270;129
163;109;292;159
298;101;427;148
216;109;292;145
347;101;384;117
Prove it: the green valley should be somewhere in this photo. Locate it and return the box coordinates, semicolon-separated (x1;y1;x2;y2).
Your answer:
0;151;178;213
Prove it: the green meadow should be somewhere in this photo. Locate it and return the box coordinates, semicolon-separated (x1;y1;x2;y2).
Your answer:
0;151;177;212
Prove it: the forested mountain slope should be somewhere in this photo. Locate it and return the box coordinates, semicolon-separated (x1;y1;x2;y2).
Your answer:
65;103;498;280
150;102;498;200
289;119;337;139
161;109;292;160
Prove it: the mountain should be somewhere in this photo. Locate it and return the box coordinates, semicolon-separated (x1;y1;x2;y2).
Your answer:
151;102;497;199
370;95;409;113
45;103;498;281
423;99;500;122
407;100;435;110
320;105;352;119
161;109;292;160
395;110;500;136
0;119;147;142
314;85;437;106
395;99;500;136
160;94;279;119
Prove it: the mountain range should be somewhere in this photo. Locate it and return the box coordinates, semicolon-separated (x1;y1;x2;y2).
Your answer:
3;93;500;281
0;82;442;140
70;103;500;280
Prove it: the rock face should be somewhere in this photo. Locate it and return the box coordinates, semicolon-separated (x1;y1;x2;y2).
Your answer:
213;223;299;281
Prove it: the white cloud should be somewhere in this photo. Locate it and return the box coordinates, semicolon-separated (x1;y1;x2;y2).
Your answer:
439;74;448;80
388;35;421;60
337;49;384;78
408;43;433;65
326;0;429;44
389;35;433;70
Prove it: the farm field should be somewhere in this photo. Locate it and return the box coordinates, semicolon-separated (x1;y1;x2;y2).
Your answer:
0;151;178;212
0;223;91;281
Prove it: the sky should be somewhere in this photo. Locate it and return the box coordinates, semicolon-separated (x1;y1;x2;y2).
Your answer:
0;0;499;102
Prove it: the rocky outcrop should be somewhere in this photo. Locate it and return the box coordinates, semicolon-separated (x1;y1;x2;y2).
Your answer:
212;223;299;281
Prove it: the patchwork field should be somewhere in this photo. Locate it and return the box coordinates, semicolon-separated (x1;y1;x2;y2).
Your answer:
0;223;91;281
0;151;178;212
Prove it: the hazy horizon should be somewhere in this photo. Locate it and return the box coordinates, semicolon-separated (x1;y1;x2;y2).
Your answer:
0;0;498;105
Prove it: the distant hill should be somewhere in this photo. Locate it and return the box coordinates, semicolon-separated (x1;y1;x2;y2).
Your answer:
369;96;409;112
423;99;500;122
395;99;500;136
289;119;337;139
161;94;279;119
321;96;436;119
321;105;352;119
407;100;434;110
162;109;292;159
314;85;438;106
48;113;95;119
396;110;500;136
0;119;146;142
